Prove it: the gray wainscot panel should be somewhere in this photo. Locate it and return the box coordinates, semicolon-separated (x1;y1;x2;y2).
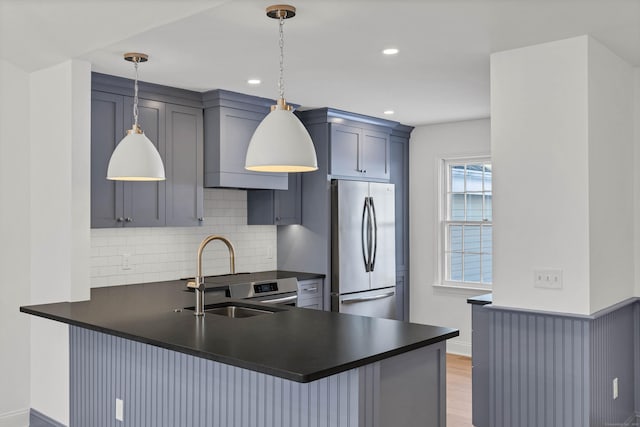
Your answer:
481;298;640;427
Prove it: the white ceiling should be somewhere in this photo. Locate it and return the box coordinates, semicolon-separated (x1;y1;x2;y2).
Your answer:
2;0;640;126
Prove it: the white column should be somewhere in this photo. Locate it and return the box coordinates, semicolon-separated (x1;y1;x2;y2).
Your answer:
29;59;91;425
0;59;32;426
491;35;634;314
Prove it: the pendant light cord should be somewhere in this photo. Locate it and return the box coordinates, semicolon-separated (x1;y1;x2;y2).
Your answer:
278;15;285;100
133;59;140;129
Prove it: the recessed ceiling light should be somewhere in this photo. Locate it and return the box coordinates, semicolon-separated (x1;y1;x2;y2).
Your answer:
383;110;395;115
382;48;399;55
247;79;261;85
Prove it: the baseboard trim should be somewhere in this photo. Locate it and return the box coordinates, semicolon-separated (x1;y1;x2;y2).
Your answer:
446;339;471;357
30;409;66;427
0;409;29;427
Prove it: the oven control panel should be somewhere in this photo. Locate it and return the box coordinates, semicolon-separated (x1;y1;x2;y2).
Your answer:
254;282;278;294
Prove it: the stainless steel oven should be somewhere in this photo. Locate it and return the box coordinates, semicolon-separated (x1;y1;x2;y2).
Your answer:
228;277;298;307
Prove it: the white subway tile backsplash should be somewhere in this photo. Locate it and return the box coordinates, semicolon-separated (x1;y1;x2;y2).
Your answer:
90;189;277;287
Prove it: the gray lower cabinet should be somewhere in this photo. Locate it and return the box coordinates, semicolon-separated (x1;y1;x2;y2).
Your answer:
247;173;301;225
297;278;324;310
330;123;390;181
91;80;203;228
202;90;288;190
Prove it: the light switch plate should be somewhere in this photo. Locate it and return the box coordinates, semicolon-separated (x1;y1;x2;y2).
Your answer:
534;269;563;289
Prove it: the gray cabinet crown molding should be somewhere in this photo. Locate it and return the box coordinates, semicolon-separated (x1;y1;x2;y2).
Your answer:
91;72;203;109
297;107;401;133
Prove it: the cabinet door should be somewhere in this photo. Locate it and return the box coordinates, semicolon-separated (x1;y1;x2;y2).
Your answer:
330;123;361;177
297;279;323;310
123;98;166;227
274;172;301;225
362;129;390;180
247;172;301;225
165;104;204;226
91;91;125;228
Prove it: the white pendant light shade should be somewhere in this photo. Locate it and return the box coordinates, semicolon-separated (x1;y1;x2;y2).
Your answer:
106;52;165;181
107;131;165;181
245;107;317;172
245;5;318;173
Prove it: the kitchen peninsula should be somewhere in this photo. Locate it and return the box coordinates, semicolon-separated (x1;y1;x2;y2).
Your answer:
22;278;457;427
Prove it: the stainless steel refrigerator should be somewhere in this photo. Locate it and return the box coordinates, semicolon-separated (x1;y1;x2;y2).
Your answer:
331;180;397;319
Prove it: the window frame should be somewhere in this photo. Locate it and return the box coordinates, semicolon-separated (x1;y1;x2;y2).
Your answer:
437;156;492;290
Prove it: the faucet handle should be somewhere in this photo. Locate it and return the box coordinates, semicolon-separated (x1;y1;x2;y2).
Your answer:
187;276;205;291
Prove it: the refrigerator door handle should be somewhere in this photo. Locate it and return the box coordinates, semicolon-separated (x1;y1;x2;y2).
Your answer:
341;291;395;304
366;197;374;272
361;197;370;272
369;197;378;271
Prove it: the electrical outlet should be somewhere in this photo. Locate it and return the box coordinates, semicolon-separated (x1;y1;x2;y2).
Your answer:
115;398;124;421
266;246;273;260
613;377;618;400
534;269;562;289
122;253;131;271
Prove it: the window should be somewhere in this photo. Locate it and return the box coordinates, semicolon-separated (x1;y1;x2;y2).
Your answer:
441;158;492;287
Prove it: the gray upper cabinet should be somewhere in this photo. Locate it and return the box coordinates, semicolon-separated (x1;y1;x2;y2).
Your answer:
202;90;288;190
247;172;301;225
330;123;390;181
165;104;204;226
91;72;204;228
123;97;166;227
91;92;166;227
91;91;125;228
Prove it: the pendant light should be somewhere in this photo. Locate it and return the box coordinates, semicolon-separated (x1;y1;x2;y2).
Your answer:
107;53;166;181
245;5;318;173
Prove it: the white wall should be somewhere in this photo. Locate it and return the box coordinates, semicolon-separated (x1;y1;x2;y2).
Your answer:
29;60;91;425
587;38;634;312
491;35;635;315
0;60;32;426
91;189;277;287
409;118;490;356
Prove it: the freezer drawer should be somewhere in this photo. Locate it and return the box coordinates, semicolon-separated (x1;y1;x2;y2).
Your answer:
332;287;397;320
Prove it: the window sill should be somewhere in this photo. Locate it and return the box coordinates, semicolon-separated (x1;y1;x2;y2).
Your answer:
432;283;492;293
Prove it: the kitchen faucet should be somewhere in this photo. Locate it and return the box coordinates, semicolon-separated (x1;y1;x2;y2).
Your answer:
187;235;236;316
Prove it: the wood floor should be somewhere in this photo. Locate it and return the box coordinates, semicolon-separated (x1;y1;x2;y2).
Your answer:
446;353;473;427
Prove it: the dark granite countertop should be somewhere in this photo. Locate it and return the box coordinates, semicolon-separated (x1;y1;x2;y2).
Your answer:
21;277;458;383
467;293;493;305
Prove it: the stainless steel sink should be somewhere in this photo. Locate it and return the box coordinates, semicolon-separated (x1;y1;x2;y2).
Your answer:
205;305;273;318
182;301;280;318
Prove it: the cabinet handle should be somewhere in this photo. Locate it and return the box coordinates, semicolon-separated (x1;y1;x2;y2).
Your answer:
303;287;318;292
125;217;133;222
198;217;204;221
116;217;124;222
